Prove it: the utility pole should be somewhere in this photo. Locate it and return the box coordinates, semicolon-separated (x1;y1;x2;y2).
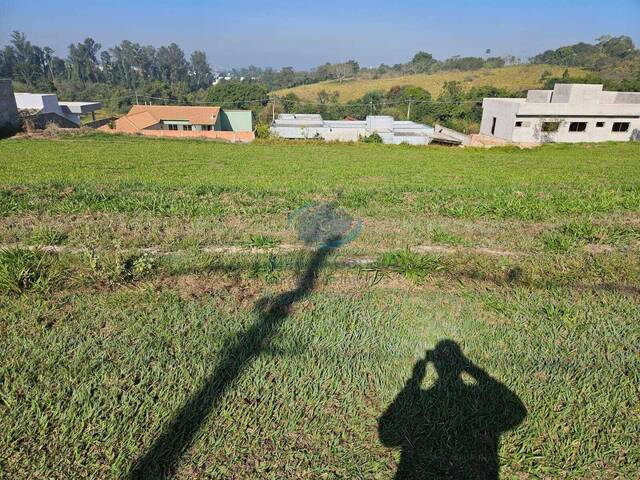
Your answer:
407;99;412;120
134;90;139;105
272;96;276;123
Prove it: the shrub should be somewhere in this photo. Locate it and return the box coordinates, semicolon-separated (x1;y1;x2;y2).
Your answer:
43;122;64;138
255;124;271;139
0;248;51;294
85;249;157;284
363;132;383;144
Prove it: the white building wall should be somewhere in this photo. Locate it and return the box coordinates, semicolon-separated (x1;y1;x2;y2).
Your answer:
480;99;523;140
272;115;445;144
14;93;85;125
481;84;640;144
511;117;640;143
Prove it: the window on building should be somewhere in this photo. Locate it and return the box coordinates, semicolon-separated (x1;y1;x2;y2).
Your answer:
168;124;178;131
612;122;630;132
202;125;212;131
183;124;192;131
515;121;523;127
596;122;605;128
569;122;587;132
541;122;560;132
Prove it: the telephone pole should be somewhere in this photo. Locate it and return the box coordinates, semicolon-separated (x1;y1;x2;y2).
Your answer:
407;99;412;120
272;96;276;123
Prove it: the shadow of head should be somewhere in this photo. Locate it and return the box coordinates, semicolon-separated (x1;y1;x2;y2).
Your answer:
425;339;467;384
379;340;527;480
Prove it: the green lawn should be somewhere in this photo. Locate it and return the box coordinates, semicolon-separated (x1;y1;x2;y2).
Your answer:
1;134;639;479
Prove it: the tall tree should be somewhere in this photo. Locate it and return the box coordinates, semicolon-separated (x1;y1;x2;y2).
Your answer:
10;31;39;86
189;50;212;89
67;38;101;83
157;43;188;84
409;51;438;74
0;45;16;78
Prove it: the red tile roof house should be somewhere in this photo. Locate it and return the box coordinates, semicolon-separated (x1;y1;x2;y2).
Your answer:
100;105;255;142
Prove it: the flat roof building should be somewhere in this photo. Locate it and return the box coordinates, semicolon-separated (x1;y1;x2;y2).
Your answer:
14;92;101;126
271;114;464;145
481;84;640;144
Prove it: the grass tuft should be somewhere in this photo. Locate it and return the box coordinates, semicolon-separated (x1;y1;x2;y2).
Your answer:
430;227;466;246
0;248;52;294
29;225;68;246
375;250;445;282
245;235;281;249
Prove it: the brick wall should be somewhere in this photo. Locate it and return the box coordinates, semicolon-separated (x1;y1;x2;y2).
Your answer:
99;126;255;143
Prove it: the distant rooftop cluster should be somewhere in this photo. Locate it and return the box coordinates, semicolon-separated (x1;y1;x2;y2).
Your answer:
271;114;466;145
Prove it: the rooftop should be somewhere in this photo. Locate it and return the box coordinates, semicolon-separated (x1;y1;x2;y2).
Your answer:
126;105;221;125
487;84;640;106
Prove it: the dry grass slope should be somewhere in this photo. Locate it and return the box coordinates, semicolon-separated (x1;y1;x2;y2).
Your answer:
275;64;587;102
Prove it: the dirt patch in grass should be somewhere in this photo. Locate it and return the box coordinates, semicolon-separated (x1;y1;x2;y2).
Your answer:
584;244;615;254
160;274;261;307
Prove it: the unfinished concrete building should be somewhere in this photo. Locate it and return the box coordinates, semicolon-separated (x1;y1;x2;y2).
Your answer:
271;114;464;145
0;79;20;133
481;84;640;144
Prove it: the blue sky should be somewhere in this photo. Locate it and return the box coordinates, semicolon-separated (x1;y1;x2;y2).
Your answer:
1;0;639;69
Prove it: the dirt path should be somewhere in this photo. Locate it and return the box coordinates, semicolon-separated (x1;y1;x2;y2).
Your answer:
4;243;525;258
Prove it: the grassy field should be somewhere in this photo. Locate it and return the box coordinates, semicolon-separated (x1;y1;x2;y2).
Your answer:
1;134;639;479
274;65;587;102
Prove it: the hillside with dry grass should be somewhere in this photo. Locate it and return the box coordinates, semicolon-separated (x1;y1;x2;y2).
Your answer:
274;64;586;101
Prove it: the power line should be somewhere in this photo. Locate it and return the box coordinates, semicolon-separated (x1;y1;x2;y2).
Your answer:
136;94;485;107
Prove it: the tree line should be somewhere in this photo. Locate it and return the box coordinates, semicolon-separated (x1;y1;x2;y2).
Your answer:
1;31;638;133
0;32;215;90
270;83;518;133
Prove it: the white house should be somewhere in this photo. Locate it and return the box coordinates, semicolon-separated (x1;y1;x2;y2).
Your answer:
480;84;640;144
271;114;464;145
14;93;101;126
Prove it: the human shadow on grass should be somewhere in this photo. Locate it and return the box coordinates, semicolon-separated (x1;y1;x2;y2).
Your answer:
379;340;527;480
129;242;338;479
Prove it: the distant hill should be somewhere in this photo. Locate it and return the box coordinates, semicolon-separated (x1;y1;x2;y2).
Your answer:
274;65;586;102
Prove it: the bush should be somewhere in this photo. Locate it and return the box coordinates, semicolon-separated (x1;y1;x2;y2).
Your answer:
255;123;271;139
363;132;383;144
0;248;51;294
85;249;157;284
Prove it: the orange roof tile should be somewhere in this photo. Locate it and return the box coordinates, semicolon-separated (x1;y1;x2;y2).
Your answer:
124;105;221;127
125;110;159;130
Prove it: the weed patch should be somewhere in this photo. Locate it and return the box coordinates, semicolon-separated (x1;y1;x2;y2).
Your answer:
29;225;68;246
0;248;53;294
374;250;445;282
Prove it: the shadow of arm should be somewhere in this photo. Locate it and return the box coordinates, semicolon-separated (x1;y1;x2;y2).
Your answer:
465;361;527;431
